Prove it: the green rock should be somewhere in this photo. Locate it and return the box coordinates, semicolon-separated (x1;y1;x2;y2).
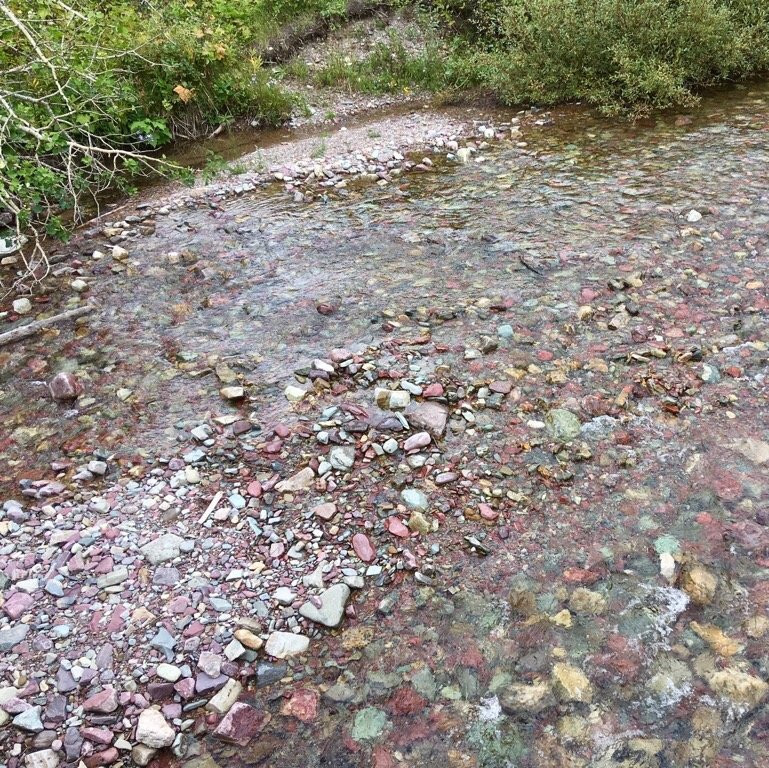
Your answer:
351;707;389;741
545;409;582;443
653;534;680;555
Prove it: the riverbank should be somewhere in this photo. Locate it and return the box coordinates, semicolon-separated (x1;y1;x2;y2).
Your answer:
1;79;769;767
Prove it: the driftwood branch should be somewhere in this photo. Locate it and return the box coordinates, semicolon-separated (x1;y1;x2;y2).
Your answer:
0;303;95;347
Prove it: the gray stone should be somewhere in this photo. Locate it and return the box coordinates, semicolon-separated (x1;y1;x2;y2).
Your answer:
0;623;29;652
545;409;582;443
299;583;350;628
13;705;43;732
140;533;184;565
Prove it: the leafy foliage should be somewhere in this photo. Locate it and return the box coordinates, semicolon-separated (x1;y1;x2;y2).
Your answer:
424;0;769;114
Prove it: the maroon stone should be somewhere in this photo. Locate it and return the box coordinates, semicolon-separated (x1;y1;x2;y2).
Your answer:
3;592;33;620
214;702;271;746
48;372;83;401
82;687;119;714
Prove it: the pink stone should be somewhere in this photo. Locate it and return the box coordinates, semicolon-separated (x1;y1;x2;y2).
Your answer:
280;688;319;723
269;542;285;558
489;380;512;394
82;687;119;714
48;371;83;401
313;502;337;521
246;480;262;498
174;678;195;699
479;503;499;521
404;402;448;437
274;424;290;438
403;431;431;452
330;348;352;363
214;702;270;746
3;592;33;620
422;382;444;398
81;727;113;745
387;517;410;538
352;533;376;563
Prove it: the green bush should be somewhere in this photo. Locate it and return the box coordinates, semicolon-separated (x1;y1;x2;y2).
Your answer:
426;0;769;113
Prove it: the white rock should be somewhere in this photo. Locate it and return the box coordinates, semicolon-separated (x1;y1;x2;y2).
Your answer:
136;707;175;748
12;297;32;315
264;631;310;659
24;750;58;768
206;678;242;714
686;209;702;223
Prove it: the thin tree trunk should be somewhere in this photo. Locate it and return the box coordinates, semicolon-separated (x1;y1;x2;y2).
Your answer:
0;304;95;347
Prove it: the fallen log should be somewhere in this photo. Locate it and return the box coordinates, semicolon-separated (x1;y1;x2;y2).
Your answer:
0;304;96;347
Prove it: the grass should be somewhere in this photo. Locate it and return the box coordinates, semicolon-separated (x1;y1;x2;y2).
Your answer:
312;37;451;94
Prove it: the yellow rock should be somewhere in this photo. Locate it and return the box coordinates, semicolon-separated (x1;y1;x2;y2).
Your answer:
552;663;593;703
550;609;573;628
341;626;374;651
233;628;263;651
568;587;607;615
744;615;769;639
678;563;717;606
690;622;742;656
707;668;769;708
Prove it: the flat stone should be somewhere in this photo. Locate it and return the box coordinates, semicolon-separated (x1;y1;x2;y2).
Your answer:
401;488;428;511
499;682;555;717
3;592;33;620
96;566;128;589
0;623;29;651
313;502;337;521
264;632;310;659
552;663;593;703
299;583;350;628
233;628;263;651
352;533;376;563
545;409;582;443
82;687;119;714
405;402;448;436
329;446;355;470
135;707;175;749
156;664;181;683
24;750;59;768
13;706;43;732
275;467;315;493
140;533;184;565
213;702;270;746
403;431;431;451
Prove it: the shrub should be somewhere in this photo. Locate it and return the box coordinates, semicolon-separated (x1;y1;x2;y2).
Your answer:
425;0;769;114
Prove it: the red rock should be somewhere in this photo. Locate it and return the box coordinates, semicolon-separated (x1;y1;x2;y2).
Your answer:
48;372;83;401
83;748;118;767
489;380;512;394
82;687;119;714
3;592;33;620
372;746;396;768
352;533;376;563
404;402;448;437
280;688;319;722
174;678;195;699
246;480;262;498
387;686;427;716
478;503;499;521
422;382;444;398
81;727;113;745
214;702;271;746
274;424;290;438
387;517;410;538
232;420;252;435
